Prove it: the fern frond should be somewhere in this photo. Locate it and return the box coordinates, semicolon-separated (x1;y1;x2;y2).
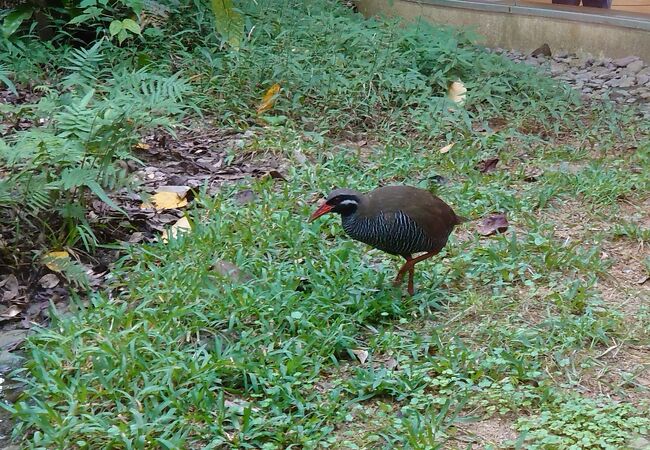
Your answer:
0;63;17;96
61;40;106;91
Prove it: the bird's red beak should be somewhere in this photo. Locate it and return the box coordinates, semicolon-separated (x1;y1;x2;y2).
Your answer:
308;202;333;223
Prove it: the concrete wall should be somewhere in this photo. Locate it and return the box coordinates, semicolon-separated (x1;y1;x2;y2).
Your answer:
356;0;650;61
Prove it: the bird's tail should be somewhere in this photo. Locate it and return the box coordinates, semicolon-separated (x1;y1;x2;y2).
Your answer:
455;214;470;225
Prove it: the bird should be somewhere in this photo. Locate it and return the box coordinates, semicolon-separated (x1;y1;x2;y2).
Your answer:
309;185;465;295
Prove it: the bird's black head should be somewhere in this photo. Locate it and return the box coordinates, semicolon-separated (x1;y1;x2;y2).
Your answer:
309;188;362;222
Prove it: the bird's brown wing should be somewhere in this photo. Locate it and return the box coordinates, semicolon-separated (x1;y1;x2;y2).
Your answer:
363;186;461;239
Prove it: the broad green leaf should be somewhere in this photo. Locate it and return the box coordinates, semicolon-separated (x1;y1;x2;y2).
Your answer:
68;13;91;25
1;6;33;38
79;0;97;7
109;20;123;37
68;6;102;24
117;29;129;44
122;18;141;35
126;0;144;14
209;0;244;50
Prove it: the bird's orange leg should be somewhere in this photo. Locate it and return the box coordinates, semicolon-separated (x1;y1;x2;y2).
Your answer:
393;255;412;287
393;251;440;295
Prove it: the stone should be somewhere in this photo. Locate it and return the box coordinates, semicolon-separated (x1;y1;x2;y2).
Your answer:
550;61;567;75
494;46;649;109
589;70;605;79
629;436;650;450
0;351;23;373
605;76;636;88
568;58;584;68
0;330;27;351
612;56;638;67
617;77;636;88
613;89;631;97
625;60;644;74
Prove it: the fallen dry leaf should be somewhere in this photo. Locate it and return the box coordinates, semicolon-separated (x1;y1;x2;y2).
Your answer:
477;157;499;173
637;275;649;285
44;251;70;272
447;80;467;105
0;274;19;302
128;232;147;244
162;216;192;242
352;348;369;364
385;357;399;370
39;273;60;289
531;43;552;57
439;142;455;154
0;305;21;320
256;83;281;114
141;190;188;210
134;142;150;150
523;167;544;182
477;213;509;236
262;170;287;181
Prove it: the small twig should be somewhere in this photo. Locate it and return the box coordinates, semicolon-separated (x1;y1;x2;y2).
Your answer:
597;339;619;359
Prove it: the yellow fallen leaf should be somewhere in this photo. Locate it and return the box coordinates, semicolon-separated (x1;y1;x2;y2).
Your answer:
256;83;281;114
44;251;70;272
439;142;455;154
447;80;467;105
141;191;188;210
162;216;192;242
134;142;150;150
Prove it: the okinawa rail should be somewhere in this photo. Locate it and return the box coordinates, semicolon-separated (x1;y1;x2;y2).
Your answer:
309;185;464;295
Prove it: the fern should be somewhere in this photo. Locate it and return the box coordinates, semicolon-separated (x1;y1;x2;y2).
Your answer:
0;63;17;95
107;69;197;120
41;254;90;289
61;40;106;91
0;39;196;252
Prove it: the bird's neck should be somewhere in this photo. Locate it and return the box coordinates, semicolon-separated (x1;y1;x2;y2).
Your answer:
341;211;361;229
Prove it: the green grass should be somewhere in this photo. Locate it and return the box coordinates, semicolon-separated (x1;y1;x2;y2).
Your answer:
9;124;650;447
2;0;650;448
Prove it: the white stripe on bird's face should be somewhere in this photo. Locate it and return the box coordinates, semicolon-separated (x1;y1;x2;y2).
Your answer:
339;199;358;206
